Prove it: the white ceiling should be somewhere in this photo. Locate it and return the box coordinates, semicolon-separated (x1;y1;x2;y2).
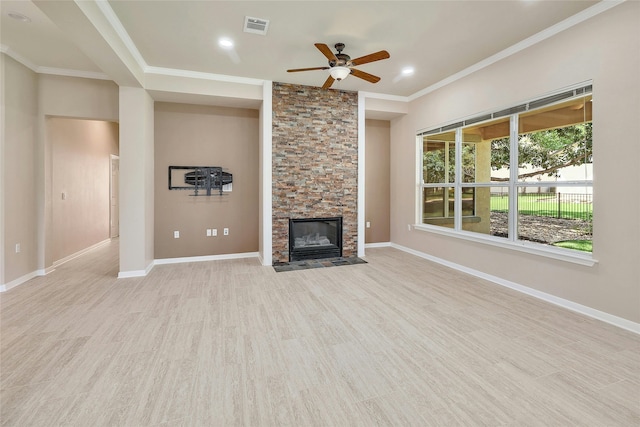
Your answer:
1;0;603;98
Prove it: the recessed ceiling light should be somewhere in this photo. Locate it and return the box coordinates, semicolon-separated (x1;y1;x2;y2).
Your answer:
7;11;31;23
218;38;234;49
401;67;415;76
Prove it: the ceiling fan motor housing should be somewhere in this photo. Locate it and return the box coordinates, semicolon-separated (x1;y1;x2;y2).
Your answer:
329;43;351;67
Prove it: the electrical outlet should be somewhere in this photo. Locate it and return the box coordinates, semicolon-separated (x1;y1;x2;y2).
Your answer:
407;224;412;231
212;229;218;236
366;221;371;228
223;228;229;236
174;231;180;238
15;243;21;253
206;229;212;236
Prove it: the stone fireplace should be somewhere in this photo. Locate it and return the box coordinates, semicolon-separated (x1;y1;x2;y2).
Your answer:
272;82;358;263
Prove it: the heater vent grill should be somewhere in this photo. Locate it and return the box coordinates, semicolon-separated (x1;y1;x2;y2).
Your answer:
244;16;269;35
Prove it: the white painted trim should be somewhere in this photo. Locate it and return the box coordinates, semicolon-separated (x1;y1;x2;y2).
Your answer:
415;135;422;225
408;1;624;101
0;271;39;292
390;243;639;335
52;238;112;268
36;67;110;81
365;242;391;248
412;223;596;267
94;0;149;71
1;45;38;72
154;252;260;265
117;269;147;279
360;91;408;102
1;45;111;80
145;66;265;86
38;266;56;276
357;92;366;257
117;261;154;279
417;80;593;137
3;1;622;97
261;81;273;266
0;51;5;294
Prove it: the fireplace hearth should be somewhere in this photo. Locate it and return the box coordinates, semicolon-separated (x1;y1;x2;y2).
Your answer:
289;217;343;261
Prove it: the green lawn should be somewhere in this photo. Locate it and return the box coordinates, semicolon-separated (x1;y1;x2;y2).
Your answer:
490;194;592;221
553;240;593;252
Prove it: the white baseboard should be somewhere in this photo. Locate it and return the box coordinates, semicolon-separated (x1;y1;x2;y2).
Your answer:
39;266;56;276
1;263;58;292
3;242;106;291
117;269;147;279
53;238;111;268
365;242;391;249
257;253;271;267
118;261;154;279
153;251;260;266
390;243;640;335
0;270;40;292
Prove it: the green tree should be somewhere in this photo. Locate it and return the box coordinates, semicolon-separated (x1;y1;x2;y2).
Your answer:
490;122;592;181
424;143;476;183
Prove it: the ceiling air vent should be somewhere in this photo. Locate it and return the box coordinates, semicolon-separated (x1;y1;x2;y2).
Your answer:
244;16;269;35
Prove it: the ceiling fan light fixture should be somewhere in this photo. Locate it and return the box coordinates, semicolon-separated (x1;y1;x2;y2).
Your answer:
330;66;350;81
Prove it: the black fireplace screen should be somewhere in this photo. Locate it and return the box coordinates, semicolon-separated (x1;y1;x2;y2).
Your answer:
289;217;343;261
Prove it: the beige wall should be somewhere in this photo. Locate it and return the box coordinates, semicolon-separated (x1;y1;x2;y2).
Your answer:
2;55;39;283
365;119;391;243
391;2;640;323
154;102;259;259
48;118;119;262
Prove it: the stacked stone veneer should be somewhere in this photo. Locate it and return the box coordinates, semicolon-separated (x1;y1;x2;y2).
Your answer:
272;82;358;263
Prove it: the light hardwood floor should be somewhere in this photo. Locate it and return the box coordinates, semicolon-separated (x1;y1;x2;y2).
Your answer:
1;240;639;426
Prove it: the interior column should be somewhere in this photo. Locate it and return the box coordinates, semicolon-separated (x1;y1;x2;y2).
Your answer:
118;87;154;277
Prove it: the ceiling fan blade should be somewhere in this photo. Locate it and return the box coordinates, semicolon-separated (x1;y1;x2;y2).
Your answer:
350;50;390;66
315;43;338;62
287;66;330;72
321;75;335;89
350;68;381;84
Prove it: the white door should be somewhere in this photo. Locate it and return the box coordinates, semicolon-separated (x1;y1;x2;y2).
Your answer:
110;156;119;238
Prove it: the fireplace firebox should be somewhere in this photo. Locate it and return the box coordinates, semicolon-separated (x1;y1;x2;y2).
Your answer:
289;217;343;261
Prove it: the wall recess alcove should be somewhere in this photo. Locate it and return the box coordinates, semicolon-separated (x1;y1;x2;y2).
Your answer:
154;102;259;259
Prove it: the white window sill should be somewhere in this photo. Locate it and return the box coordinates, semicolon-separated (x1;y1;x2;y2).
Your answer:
412;223;597;267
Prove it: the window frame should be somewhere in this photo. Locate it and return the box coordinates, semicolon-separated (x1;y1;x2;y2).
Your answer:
415;83;595;266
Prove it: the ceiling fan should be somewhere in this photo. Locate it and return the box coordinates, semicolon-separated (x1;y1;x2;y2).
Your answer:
287;43;390;89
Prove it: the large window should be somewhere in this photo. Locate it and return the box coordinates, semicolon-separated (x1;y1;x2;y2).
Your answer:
418;84;593;254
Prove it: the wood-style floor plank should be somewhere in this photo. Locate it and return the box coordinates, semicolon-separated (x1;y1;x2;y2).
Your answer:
1;240;639;426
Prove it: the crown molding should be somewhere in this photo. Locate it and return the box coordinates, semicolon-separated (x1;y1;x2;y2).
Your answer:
359;91;408;102
5;1;625;97
1;45;110;80
145;66;265;86
37;66;110;80
1;44;38;72
94;0;148;71
408;0;626;101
